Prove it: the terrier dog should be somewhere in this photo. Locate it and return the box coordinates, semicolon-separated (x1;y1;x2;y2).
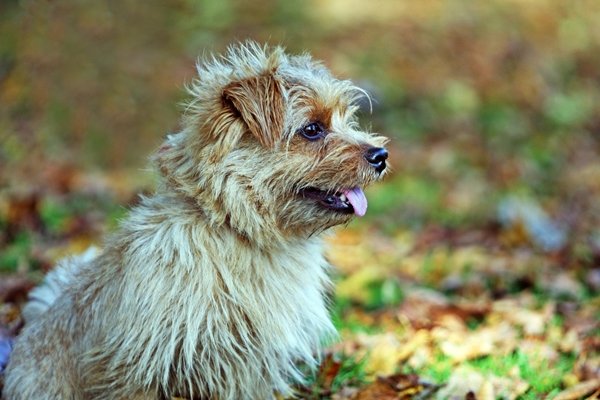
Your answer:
3;42;388;400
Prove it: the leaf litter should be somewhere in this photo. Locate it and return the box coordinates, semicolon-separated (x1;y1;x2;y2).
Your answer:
309;219;600;399
0;167;598;397
0;163;598;399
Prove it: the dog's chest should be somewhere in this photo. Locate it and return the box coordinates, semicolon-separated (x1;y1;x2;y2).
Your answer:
162;240;335;396
115;212;336;396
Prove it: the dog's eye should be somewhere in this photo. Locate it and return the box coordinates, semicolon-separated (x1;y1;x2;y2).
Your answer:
299;122;326;141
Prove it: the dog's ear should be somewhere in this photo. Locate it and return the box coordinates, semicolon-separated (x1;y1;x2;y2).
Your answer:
222;73;285;148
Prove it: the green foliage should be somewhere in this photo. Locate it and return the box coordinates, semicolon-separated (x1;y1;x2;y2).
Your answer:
416;350;575;398
366;175;442;227
418;353;454;383
299;353;369;399
367;278;404;310
468;350;576;395
39;197;72;235
331;301;380;334
0;232;30;271
544;91;594;128
328;354;369;394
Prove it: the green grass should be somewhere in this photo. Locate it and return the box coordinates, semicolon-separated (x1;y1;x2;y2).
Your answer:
0;232;31;271
416;353;455;383
468;350;575;396
39;197;72;235
363;278;404;311
331;300;381;334
300;353;369;399
333;271;404;313
404;349;573;398
328;354;369;394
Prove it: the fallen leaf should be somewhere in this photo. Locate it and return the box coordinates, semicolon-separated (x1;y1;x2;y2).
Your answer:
553;379;600;400
354;373;441;400
541;272;585;300
396;329;430;363
358;333;403;376
586;389;600;400
4;191;43;238
316;353;343;394
436;366;528;400
398;287;489;329
433;323;517;362
492;300;554;336
353;378;398;400
0;277;34;303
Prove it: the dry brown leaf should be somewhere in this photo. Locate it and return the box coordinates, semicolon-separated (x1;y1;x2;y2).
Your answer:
553;379;600;400
4;191;43;235
354;373;440;400
398;287;489;329
518;339;560;364
316;353;343;393
326;232;373;274
353;378;398;400
492;299;554;336
396;329;430;363
357;329;431;377
358;333;403;377
586;389;600;400
575;355;600;382
331;386;359;400
478;380;495;400
433;323;517;362
406;345;434;370
541;272;584;300
0;277;34;303
435;366;528;400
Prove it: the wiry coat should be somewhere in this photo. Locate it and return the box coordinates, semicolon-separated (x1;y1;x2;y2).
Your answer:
3;43;387;400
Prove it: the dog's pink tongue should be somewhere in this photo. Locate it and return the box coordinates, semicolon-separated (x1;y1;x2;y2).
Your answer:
343;187;368;217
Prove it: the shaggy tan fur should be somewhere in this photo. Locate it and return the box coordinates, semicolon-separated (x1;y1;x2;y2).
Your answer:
3;42;388;400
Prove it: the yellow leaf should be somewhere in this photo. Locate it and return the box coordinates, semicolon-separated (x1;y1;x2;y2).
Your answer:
356;333;402;377
336;267;384;304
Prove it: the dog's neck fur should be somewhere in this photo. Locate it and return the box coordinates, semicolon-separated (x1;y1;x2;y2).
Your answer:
154;128;300;248
86;192;336;398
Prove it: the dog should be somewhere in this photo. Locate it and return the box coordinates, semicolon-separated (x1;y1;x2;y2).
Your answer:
3;42;388;400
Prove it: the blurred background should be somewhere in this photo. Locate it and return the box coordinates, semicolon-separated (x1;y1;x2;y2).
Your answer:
1;0;599;396
2;0;599;234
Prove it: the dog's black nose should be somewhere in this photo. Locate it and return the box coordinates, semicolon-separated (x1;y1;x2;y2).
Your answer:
364;147;388;173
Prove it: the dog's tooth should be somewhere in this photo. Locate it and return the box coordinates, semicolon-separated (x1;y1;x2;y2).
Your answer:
339;194;348;202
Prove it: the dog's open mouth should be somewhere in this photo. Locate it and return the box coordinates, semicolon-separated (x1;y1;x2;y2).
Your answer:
300;187;368;217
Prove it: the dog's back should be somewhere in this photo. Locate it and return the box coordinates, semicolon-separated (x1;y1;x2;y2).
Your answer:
21;247;98;323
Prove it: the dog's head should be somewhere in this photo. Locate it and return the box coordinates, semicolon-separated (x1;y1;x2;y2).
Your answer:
156;42;388;245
